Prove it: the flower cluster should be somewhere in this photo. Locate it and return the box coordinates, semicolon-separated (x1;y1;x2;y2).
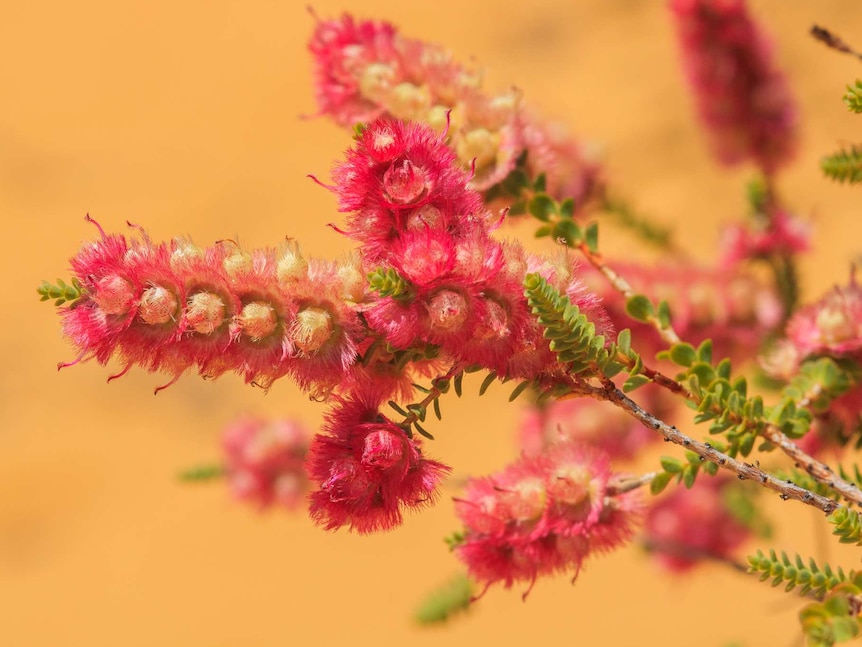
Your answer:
762;275;862;450
453;442;641;592
306;391;450;533
309;13;601;202
644;476;751;572
719;210;810;267
326;117;613;379
59;218;366;394
518;386;673;462
58;118;612;399
582;259;782;362
669;0;797;173
222;417;311;510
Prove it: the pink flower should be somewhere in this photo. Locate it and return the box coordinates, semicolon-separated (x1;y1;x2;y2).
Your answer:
669;0;797;173
519;386;669;462
306;391;450;533
785;277;862;359
58;220;366;394
720;211;811;267
644;475;750;572
222;417;311;510
453;442;640;592
329;118;486;262
310;14;601;202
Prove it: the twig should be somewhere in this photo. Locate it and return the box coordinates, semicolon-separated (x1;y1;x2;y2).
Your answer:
607;472;658;496
572;378;842;515
811;25;862;61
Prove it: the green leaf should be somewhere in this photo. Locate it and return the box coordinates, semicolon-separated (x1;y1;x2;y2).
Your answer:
669;343;697;368
844;79;862;113
552;219;581;246
413;421;434;440
660;456;684;473
616;329;632;356
682;466;697;488
696;339;713;364
622;374;652;392
656;300;672;329
501;168;530;195
414;574;474;626
528;193;556;222
479;372;497;396
559;198;575;219
585;222;599;253
407;403;427;422
533;173;547;192
625;295;654;323
508;381;532;402
508;200;526;217
650;471;673;495
388;401;407;416
178;464;225;482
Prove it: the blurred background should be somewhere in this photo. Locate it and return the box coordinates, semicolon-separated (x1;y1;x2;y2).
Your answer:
2;1;862;645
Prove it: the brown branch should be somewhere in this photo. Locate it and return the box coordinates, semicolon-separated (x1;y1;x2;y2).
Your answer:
608;346;862;508
571;378;842;515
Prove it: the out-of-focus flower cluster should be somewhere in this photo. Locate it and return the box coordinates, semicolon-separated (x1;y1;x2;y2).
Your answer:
669;0;797;172
762;276;862;452
223;417;311;510
644;475;751;572
310;13;602;204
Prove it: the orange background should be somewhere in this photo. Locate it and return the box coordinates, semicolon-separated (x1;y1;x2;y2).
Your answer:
2;1;862;645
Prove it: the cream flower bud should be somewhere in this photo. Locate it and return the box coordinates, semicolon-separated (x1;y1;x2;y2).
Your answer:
139;285;178;325
238;301;278;340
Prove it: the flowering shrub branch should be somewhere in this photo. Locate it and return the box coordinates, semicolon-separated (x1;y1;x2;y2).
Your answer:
36;2;862;644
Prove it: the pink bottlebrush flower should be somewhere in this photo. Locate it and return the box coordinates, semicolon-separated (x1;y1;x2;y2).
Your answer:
519;386;669;462
57;220;366;395
669;0;797;173
330;118;486;261
720;211;811;267
785;276;862;359
454;442;639;592
795;383;862;457
285;255;368;398
310;14;601;202
644;475;751;572
363;225;508;362
308;14;401;126
306;391;450;533
222;416;311;510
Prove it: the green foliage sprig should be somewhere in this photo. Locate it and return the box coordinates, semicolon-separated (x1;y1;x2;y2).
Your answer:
747;549;849;599
828;507;862;547
367;267;414;301
522;273;638;385
37;277;85;307
414;574;474;625
843;80;862;113
821;146;862;184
